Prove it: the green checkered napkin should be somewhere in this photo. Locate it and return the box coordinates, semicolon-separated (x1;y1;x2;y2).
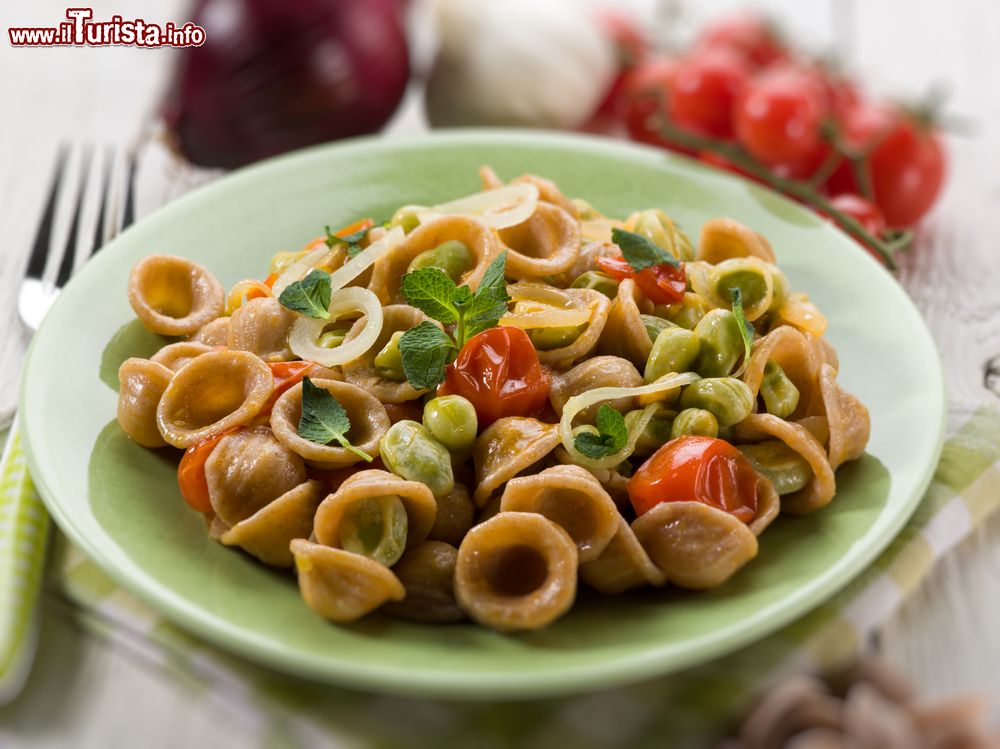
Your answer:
5;407;1000;747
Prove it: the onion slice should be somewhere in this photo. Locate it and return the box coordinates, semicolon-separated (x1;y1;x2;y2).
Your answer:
559;372;700;470
502;306;592;330
508;282;584;310
418;184;539;229
288;287;384;367
272;226;405;297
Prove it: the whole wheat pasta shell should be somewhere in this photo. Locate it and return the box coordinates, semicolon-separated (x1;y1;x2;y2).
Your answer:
127;254;224;336
341;305;435;403
117;358;174;448
472;417;561;507
580;516;666;594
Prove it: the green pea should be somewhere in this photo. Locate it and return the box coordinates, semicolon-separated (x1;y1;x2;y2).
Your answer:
625;408;675;457
423;395;478;451
644;327;701;383
670;408;719;439
318;324;351;349
339;494;408;567
373;331;407;382
760;361;800;419
660;293;710;330
640;314;676;344
692;309;743;377
632;209;695;261
406;240;474;281
739;441;813;495
390;204;425;234
679;377;754;427
713;259;770;311
380;420;454;498
570;271;619;299
530;323;587;351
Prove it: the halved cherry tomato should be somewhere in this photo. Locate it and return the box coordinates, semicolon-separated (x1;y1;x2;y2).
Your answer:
596;252;687;305
439;327;550;426
177;428;239;514
262;361;315;416
628;435;761;523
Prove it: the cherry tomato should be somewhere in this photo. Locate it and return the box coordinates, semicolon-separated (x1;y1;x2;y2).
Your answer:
823;101;897;195
695;11;786;68
439;327;550;426
734;68;827;165
866;118;946;227
821;194;888;265
628;436;761;523
669;49;749;139
262;361;315;416
622;57;679;147
596;253;687;305
177;428;239;514
590;9;650;124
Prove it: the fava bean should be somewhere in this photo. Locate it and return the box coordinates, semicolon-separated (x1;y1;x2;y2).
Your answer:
380;420;455;498
678;377;754;426
339;494;408;567
670;408;719;439
739;440;813;495
373;331;407;382
570;271;619;299
406;240;474;281
692;309;743;377
760;361;800;418
644;327;701;383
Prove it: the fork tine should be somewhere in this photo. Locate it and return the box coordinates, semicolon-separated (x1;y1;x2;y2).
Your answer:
55;146;94;287
87;147;113;259
24;147;68;281
121;150;138;231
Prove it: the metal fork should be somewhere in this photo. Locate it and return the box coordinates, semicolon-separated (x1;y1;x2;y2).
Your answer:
17;143;137;330
0;143;137;705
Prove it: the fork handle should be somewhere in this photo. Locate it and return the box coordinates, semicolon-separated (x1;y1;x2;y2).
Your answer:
0;416;50;705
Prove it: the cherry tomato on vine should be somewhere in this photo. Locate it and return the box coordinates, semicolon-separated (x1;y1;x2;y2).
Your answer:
586;11;650;128
733;68;827;165
438;327;550;426
596;253;687;305
824;101;897;195
695;11;786;68
177;428;239;513
622;57;679;147
668;49;749;139
628;435;761;523
821;194;888;265
867;118;946;227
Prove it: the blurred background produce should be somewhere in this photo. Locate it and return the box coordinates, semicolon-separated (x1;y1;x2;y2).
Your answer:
161;0;948;268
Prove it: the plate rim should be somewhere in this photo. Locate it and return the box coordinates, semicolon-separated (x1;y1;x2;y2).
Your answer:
19;128;947;699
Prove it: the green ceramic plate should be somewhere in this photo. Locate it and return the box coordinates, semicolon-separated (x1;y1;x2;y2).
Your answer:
21;131;944;699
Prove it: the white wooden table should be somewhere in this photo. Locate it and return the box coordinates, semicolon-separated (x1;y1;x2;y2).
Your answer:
2;1;999;746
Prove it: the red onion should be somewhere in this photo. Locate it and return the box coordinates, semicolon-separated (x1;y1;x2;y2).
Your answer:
163;0;410;169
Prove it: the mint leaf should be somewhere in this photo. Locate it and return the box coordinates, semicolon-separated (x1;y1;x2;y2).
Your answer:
399;322;457;390
401;267;461;324
278;269;331;318
462;251;510;342
298;377;373;461
730;287;754;371
595;404;628;451
612;227;680;271
325;224;368;248
574;404;629;458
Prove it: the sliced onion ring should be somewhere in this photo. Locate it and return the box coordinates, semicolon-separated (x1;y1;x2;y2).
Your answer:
559;372;700;470
272;226;405;297
418;184;539;230
501;306;593;330
288;287;384;367
509;282;584;310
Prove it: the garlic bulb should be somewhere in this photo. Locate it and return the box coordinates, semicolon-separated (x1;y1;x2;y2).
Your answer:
425;0;616;129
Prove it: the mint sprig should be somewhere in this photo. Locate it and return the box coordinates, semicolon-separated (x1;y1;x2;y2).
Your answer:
397;252;510;390
277;269;331;318
612;227;680;271
574;404;629;459
325;224;368;258
730;287;754;372
298;377;373;461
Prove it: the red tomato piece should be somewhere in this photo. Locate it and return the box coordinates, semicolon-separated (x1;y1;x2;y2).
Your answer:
596;253;687;305
263;272;279;289
669;49;749;139
177;428;239;514
438;327;550;426
628;435;761;523
622;57;679;147
866;118;946;227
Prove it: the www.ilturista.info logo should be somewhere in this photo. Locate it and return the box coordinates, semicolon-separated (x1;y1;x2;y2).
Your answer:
8;8;206;48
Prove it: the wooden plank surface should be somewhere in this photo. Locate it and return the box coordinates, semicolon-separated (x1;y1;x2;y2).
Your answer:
1;0;998;746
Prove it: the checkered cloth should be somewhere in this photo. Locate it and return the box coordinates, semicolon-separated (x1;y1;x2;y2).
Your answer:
3;407;1000;747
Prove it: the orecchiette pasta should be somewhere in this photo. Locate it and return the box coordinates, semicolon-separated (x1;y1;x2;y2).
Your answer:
116;167;870;633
